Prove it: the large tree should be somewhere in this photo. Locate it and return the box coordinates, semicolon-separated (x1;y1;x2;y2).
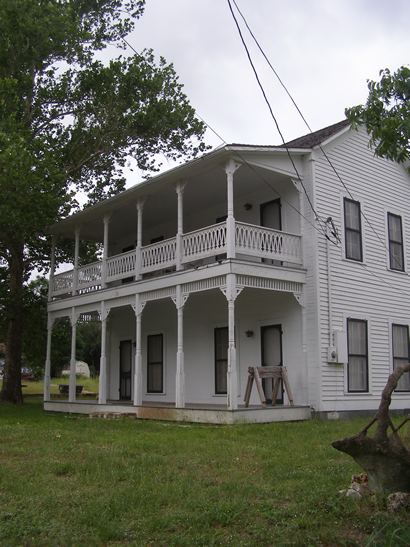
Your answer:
346;66;410;164
0;0;207;403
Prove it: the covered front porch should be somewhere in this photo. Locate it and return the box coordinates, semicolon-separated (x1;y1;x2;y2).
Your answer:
44;271;310;423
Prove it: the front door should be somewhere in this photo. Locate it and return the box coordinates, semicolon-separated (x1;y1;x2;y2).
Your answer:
260;199;282;265
119;340;132;400
261;325;283;404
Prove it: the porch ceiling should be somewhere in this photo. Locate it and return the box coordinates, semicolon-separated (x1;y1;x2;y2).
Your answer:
50;146;304;242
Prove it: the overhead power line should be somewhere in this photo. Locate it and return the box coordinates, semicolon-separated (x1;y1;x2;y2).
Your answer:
121;37;341;247
225;0;328;240
230;0;392;257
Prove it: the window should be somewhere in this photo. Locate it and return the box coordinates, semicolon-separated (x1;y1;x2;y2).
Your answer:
147;334;163;393
214;327;228;394
347;319;368;392
388;213;404;271
344;198;363;261
392;324;410;391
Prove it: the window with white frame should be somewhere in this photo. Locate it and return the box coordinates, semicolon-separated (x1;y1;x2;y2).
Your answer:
344;198;363;261
387;213;404;271
347;318;368;392
392;324;410;391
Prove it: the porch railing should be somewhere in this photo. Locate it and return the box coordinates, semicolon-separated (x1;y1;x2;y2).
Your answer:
51;221;302;297
106;249;136;282
141;236;177;274
235;222;302;264
182;222;226;263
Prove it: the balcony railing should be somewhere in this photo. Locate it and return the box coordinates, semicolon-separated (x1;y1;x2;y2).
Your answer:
51;221;302;298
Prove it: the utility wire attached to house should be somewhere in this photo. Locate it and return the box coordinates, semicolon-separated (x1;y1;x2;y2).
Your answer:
121;37;338;247
230;0;393;257
225;0;328;241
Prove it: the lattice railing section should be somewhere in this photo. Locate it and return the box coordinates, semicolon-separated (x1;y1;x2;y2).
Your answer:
235;222;302;265
182;222;226;262
141;237;176;274
78;261;102;290
53;270;74;296
106;249;136;282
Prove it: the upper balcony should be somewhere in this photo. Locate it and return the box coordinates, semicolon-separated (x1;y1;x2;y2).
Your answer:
51;220;303;298
49;146;307;301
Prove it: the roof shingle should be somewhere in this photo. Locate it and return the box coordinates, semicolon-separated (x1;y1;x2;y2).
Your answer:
281;119;350;149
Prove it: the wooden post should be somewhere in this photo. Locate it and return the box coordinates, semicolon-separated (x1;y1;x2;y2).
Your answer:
174;285;188;407
135;200;144;280
43;315;54;401
48;235;56;302
102;215;110;288
175;182;186;271
133;293;145;406
225;160;240;259
69;308;77;403
98;302;109;404
72;228;80;296
224;273;240;410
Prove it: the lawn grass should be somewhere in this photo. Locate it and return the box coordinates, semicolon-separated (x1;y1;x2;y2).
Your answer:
0;399;409;546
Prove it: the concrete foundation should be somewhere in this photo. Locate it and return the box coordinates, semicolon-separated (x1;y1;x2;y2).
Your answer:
44;401;311;424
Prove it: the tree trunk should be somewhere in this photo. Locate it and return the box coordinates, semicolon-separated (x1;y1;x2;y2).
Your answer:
0;243;24;404
332;364;410;494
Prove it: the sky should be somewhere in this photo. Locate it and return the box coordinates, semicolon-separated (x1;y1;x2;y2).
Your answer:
119;0;409;171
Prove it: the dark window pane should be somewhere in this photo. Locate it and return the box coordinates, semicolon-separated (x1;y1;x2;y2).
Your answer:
344;199;362;261
346;231;362;261
392;324;410;391
388;214;404;271
345;200;360;230
347;319;368;392
147;334;163;393
215;327;228;394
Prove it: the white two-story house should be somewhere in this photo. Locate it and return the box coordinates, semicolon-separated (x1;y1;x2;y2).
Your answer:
44;119;410;423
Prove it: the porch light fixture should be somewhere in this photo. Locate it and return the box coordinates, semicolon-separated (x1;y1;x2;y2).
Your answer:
245;330;254;338
244;203;253;211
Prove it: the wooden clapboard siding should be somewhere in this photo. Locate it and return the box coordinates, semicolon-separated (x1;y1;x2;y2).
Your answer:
311;127;410;410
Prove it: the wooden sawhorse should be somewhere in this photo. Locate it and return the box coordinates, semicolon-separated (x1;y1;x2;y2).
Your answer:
244;366;294;407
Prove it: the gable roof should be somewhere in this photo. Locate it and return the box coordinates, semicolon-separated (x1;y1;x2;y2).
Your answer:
280;119;350;149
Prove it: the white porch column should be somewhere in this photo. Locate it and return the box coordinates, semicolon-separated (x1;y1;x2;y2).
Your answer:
225;160;241;259
135;200;145;280
175;182;186;271
223;273;241;410
48;235;56;302
174;285;188;407
72;227;80;296
43;315;54;401
133;293;145;406
102;215;110;288
98;302;110;404
69;308;78;402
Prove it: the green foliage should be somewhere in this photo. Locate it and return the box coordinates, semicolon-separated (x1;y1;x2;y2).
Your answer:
17;277;102;377
0;0;207;401
346;66;410;164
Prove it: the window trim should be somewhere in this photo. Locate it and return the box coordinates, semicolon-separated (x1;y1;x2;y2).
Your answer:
387;212;405;272
147;333;164;394
347;318;369;393
214;326;228;395
344;197;363;262
392;323;410;392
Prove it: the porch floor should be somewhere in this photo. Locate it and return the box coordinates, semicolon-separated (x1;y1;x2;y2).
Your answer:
44;400;311;424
